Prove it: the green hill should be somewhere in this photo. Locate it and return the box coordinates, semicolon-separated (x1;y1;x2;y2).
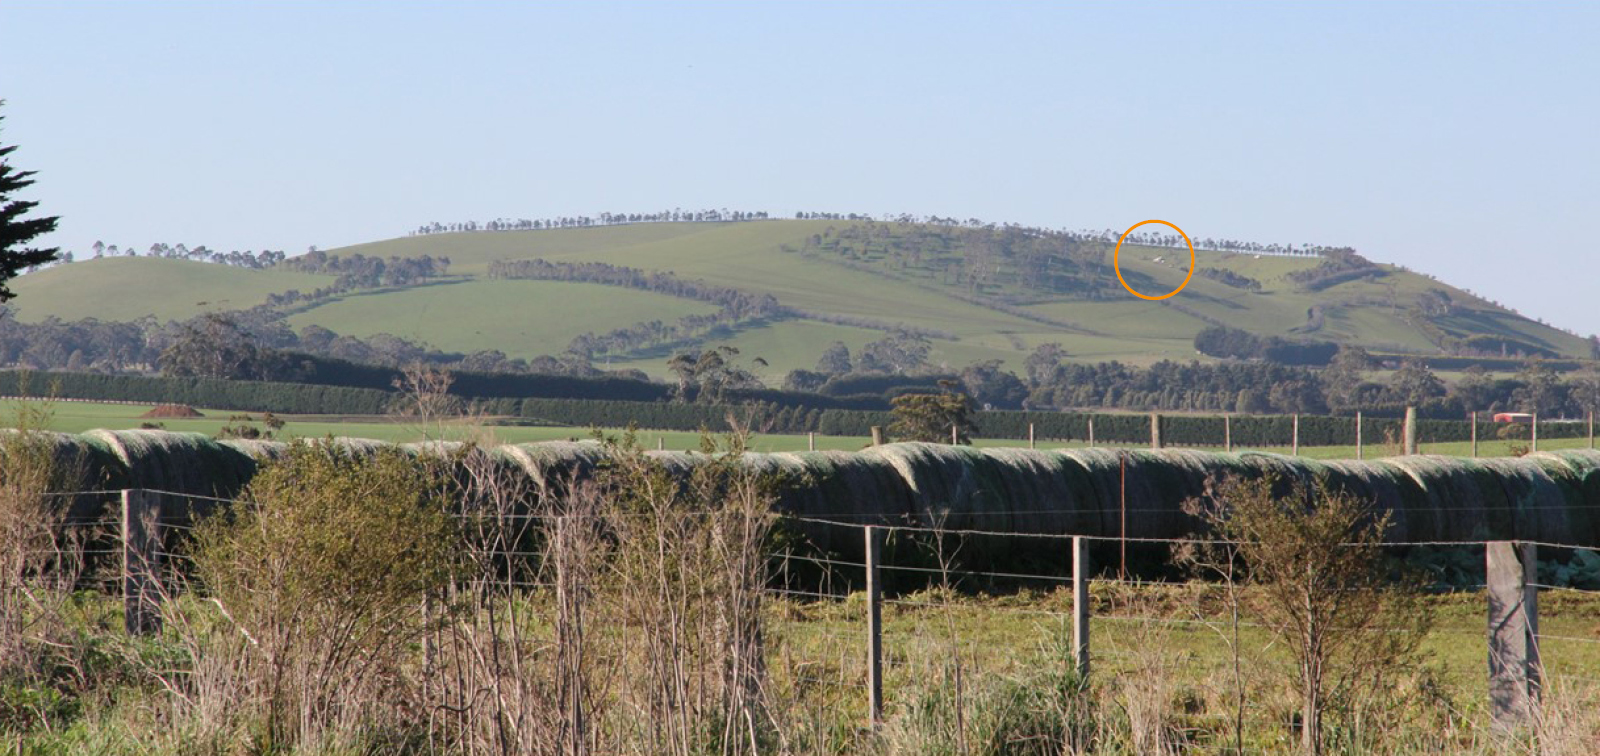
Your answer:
11;219;1592;381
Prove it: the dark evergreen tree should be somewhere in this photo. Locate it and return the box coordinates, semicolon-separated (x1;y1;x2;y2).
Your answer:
0;105;61;301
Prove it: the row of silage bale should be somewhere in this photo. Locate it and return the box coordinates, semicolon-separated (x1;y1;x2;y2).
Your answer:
764;450;922;554
492;440;609;503
33;432;1600;549
85;430;264;522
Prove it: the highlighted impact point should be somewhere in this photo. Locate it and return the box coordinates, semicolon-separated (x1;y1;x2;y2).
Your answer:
1113;220;1195;301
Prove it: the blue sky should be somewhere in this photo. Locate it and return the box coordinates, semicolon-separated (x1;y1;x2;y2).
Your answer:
1;1;1596;336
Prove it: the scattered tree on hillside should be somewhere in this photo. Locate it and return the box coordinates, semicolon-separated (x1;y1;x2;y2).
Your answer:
1023;342;1067;388
667;346;767;404
958;359;1028;410
815;341;853;375
1513;360;1564;416
1571;366;1600;418
1450;365;1495;412
857;331;931;374
1318;346;1372;412
159;314;271;380
1386;359;1445;406
888;387;975;444
0;104;61;301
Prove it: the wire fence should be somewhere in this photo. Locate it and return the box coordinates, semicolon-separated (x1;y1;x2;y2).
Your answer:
24;486;1581;732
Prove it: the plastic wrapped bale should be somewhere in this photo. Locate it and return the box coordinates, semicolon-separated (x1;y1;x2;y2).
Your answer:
1381;456;1520;543
0;430;126;525
1465;456;1572;544
1533;451;1600;546
84;430;260;523
1316;459;1434;543
979;448;1119;537
311;436;392;459
217;438;287;465
861;443;1015;528
762;450;920;557
1053;448;1222;540
493;440;610;505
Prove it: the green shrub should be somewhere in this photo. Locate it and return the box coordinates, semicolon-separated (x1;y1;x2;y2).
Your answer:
191;441;456;749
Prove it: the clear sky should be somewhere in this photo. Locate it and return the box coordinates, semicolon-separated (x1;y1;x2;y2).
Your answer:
1;1;1596;336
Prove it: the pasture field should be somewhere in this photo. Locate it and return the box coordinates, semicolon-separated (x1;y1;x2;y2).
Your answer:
771;584;1600;736
7;399;1591;458
9;256;334;322
14;220;1593;378
281;278;718;360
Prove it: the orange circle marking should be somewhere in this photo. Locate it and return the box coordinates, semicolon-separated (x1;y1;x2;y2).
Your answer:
1113;220;1195;301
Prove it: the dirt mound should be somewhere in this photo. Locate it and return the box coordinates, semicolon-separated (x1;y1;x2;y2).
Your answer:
140;404;204;419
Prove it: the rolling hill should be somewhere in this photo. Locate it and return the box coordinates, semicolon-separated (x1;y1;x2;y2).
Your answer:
11;219;1593;382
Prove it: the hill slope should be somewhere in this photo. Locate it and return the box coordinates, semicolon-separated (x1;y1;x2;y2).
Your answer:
11;219;1591;380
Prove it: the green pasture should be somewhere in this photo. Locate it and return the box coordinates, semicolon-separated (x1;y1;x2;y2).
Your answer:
283;278;717;360
7;399;1590;458
10;256;334;322
11;220;1594;379
772;584;1600;743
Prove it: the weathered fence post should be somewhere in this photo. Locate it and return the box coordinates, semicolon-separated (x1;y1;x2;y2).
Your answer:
1356;411;1363;460
1590;411;1595;449
1072;536;1091;678
1087;418;1095;448
1292;413;1300;456
554;515;587;754
1531;413;1538;453
1404;406;1418;455
121;489;163;635
1487;541;1540;727
865;525;884;726
1028;422;1036;450
1118;452;1128;580
808;431;816;452
1471;411;1478;458
1224;414;1232;453
951;424;959;446
656;437;664;451
1150;413;1161;450
870;426;884;446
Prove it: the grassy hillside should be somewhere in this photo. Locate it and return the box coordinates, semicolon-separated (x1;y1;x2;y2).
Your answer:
10;256;333;322
11;220;1591;380
281;279;718;359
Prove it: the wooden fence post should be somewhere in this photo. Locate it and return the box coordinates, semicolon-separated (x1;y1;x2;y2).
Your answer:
1589;411;1594;449
870;426;884;446
1471;411;1478;458
1224;414;1232;453
1150;413;1161;450
1292;413;1300;456
1531;413;1538;453
1487;541;1540;727
656;437;664;451
121;489;163;635
1028;422;1036;450
865;525;884;726
1404;406;1418;455
951;424;959;446
1087;418;1095;448
1356;411;1363;460
1072;536;1091;678
808;432;816;452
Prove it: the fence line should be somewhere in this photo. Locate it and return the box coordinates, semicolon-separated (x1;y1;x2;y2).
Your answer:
25;485;1600;732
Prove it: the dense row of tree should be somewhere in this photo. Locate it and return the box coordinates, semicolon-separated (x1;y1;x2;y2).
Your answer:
1193;325;1341;366
1196;267;1263;290
281;251;451;288
411;209;773;236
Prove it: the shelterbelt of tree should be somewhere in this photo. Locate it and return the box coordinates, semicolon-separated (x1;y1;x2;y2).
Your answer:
34;430;1600;549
